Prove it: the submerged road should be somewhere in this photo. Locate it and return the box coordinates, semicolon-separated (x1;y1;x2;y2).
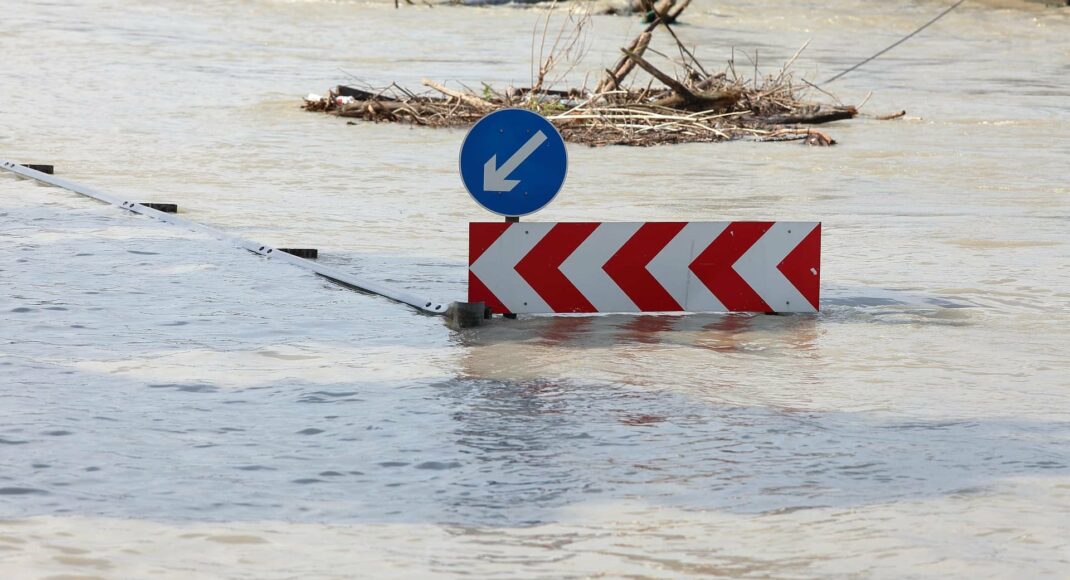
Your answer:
1;0;1068;577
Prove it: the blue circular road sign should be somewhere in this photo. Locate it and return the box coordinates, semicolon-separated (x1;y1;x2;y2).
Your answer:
459;108;568;217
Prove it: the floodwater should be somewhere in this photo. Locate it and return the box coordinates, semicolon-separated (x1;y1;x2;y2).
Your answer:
1;0;1068;577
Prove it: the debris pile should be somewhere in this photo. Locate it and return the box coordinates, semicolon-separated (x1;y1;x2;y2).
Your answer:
304;4;860;146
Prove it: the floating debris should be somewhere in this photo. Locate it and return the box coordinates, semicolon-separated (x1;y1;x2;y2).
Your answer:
304;3;863;146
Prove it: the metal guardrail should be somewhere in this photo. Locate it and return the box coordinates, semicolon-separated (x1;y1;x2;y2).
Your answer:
0;160;450;316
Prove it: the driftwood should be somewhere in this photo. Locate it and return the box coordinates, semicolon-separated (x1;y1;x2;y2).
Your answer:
665;0;692;21
336;85;396;101
304;2;865;146
761;106;859;125
596;32;651;93
421;78;495;111
595;7;668;94
875;110;907;120
651;89;742;112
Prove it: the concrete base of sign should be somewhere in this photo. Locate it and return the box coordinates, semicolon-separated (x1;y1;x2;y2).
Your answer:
446;301;487;329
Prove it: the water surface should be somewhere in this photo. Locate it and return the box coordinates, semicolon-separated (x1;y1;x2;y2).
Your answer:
1;0;1068;577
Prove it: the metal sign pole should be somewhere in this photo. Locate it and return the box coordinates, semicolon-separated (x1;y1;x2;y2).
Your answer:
458;109;568;320
502;215;519;318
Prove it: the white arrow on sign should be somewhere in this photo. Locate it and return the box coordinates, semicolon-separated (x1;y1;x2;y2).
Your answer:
483;130;547;192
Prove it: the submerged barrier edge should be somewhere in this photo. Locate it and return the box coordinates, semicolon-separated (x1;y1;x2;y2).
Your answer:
0;160;450;316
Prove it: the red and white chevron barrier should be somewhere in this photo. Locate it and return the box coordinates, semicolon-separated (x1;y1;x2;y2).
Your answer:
469;222;820;314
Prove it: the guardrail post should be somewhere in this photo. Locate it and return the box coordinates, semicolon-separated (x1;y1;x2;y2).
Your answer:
446;301;486;329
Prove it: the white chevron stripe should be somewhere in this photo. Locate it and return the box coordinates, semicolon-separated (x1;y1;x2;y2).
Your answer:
559;222;641;313
647;222;729;312
733;222;818;313
470;223;554;313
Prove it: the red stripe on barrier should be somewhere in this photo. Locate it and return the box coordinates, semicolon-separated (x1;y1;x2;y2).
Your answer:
468;271;510;315
690;222;773;312
469;222;511;265
515;223;599;313
603;222;686;311
777;223;821;310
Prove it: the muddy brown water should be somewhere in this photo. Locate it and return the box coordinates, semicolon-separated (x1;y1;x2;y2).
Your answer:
1;0;1068;577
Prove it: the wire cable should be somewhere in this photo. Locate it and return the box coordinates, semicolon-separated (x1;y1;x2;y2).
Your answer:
824;0;967;84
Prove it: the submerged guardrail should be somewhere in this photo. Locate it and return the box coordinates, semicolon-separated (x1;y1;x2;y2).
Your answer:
0;160;483;323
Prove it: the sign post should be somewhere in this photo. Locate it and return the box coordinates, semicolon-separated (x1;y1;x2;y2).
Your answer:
459;108;568;317
457;111;821;317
